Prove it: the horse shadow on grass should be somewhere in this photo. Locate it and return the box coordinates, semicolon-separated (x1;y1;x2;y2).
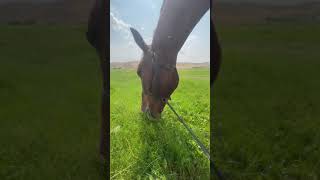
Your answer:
131;113;210;179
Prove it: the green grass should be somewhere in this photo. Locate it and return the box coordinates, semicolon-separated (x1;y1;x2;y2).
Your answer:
110;68;210;179
0;25;210;179
0;25;106;179
213;23;320;179
1;22;319;180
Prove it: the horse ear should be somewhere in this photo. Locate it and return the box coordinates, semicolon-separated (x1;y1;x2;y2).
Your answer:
130;27;148;52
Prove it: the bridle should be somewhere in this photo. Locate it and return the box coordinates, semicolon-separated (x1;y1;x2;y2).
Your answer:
138;49;224;179
144;50;225;180
150;50;176;71
143;49;177;101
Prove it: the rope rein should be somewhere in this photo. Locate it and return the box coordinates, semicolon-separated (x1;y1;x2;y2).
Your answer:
164;99;225;180
149;50;224;179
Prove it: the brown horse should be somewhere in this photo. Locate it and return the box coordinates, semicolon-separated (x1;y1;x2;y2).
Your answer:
212;20;221;85
87;0;108;161
130;0;212;119
87;0;221;161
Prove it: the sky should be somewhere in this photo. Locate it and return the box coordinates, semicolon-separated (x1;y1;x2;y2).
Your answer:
110;0;210;63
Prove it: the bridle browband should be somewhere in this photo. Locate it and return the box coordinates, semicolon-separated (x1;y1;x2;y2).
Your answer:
150;49;176;71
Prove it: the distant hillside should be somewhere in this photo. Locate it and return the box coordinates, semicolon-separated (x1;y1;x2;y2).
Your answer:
214;2;320;25
1;1;319;25
0;0;94;24
111;61;210;70
217;0;320;5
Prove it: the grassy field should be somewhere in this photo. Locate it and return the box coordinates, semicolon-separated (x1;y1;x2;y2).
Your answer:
0;25;106;179
213;23;320;179
110;68;210;179
1;22;320;180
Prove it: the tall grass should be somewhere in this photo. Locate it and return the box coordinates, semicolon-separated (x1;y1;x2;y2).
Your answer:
213;23;320;179
0;25;106;179
110;68;210;179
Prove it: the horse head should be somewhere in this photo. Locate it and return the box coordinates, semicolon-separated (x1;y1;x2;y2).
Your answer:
130;28;179;119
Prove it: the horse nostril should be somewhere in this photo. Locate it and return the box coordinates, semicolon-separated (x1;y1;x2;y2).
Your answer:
146;109;153;119
144;109;161;120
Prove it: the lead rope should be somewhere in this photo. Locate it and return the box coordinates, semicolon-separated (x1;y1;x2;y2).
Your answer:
164;99;225;180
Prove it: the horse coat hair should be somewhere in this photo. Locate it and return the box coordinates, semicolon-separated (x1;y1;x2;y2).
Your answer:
86;0;103;52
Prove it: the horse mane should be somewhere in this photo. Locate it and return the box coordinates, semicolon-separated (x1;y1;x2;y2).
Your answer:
212;22;221;85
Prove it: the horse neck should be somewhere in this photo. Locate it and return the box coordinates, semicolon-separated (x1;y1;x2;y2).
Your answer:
151;0;210;65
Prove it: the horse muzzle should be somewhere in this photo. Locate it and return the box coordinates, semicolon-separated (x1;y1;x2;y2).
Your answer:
145;106;161;120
